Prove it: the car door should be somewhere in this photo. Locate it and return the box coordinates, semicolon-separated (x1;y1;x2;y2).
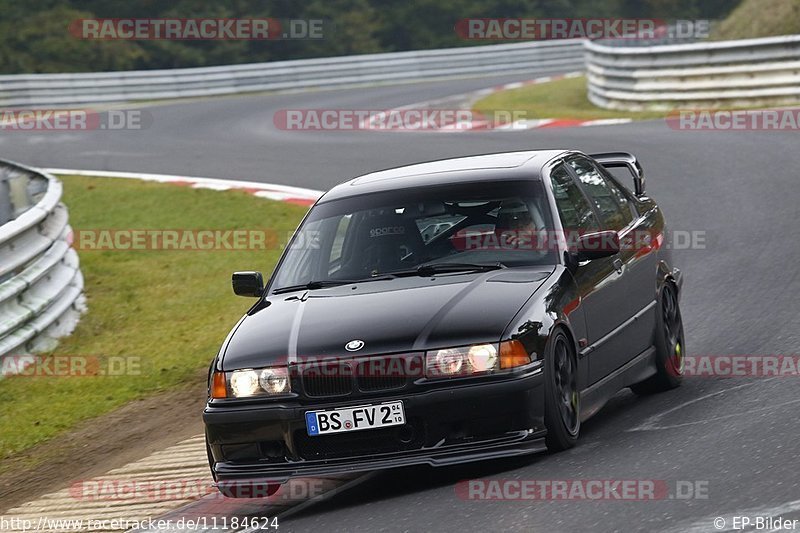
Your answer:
564;155;651;383
591;160;658;359
549;163;621;385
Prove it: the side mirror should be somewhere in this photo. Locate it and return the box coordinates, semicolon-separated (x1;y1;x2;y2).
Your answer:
577;231;620;261
232;271;264;297
590;152;646;197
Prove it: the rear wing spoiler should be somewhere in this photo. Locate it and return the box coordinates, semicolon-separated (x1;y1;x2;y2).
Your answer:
590;152;646;197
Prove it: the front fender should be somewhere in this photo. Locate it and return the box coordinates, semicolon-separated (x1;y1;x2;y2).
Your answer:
502;265;589;391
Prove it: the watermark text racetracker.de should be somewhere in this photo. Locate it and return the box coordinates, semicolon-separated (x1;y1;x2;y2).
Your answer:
72;228;326;252
455;18;710;41
0;109;151;131
449;228;706;252
274;108;535;131
456;479;709;501
69;476;327;501
684;355;800;377
72;228;281;251
1;355;142;378
667;109;800;131
70;18;324;40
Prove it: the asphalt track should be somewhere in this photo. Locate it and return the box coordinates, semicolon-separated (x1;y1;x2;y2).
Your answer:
2;71;799;532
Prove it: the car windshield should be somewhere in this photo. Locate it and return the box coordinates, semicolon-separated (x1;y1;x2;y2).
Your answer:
270;180;557;291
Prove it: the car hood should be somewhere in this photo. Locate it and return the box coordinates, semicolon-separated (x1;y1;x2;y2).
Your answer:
221;267;554;370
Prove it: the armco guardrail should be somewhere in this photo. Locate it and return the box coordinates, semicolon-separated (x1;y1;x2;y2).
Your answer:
0;40;584;108
586;34;800;111
0;160;85;366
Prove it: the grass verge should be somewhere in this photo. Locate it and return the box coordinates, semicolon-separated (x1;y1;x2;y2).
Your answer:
713;0;800;40
472;75;667;122
0;175;308;467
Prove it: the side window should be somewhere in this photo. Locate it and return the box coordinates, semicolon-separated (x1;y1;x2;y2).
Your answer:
597;166;637;219
549;164;599;232
567;157;633;231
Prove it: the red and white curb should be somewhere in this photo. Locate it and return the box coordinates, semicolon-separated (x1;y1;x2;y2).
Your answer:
44;168;323;207
366;71;631;132
0;435;210;532
0;432;363;532
437;116;633;131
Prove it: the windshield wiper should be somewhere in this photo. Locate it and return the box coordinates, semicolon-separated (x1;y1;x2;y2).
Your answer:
388;261;507;277
271;276;393;295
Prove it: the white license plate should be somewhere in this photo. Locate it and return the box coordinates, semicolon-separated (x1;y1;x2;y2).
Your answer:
305;401;405;436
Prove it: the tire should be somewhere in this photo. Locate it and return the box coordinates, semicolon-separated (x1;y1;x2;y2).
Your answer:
631;282;685;395
544;330;581;452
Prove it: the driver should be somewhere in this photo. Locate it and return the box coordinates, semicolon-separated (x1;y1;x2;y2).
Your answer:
497;201;536;250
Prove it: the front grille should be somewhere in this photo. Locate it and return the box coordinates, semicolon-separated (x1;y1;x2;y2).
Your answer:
298;354;421;398
355;355;421;391
356;374;407;391
301;361;352;397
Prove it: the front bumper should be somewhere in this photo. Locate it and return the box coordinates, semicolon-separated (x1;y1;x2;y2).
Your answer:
204;366;546;483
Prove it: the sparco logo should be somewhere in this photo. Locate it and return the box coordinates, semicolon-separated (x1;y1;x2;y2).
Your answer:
370;226;405;237
345;340;365;352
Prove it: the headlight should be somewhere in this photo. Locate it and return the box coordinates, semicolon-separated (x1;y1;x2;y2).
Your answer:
468;344;498;372
230;370;260;397
425;341;531;379
259;367;290;394
434;347;467;375
426;344;497;378
211;366;291;399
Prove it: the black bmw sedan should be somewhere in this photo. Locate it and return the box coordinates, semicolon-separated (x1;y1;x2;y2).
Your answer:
203;149;685;491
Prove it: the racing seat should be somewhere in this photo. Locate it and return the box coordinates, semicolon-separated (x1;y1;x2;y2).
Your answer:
337;212;425;278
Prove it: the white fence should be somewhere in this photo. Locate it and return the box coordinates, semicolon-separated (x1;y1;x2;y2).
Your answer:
0;160;85;365
0;40;585;108
2;35;799;111
585;34;800;110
